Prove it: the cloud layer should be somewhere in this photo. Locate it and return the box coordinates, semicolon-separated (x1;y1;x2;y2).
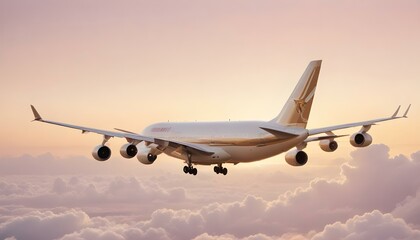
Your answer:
1;145;420;239
0;209;89;240
312;210;420;240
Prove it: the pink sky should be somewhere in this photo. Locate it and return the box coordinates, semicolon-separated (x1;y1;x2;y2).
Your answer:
0;0;419;239
0;0;418;157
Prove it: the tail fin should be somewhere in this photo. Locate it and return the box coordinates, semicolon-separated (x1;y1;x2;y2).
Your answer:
271;60;322;128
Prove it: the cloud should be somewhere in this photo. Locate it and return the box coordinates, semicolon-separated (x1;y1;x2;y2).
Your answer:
0;176;186;212
192;233;238;240
192;233;276;240
312;210;420;240
192;233;311;240
0;181;28;196
0;153;158;175
265;145;420;231
0;209;89;240
392;190;420;228
131;145;420;239
1;145;420;239
0;207;173;240
59;226;171;240
52;177;69;194
0;153;339;208
0;206;313;240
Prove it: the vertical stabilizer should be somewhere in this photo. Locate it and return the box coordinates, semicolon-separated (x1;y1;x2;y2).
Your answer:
271;60;322;128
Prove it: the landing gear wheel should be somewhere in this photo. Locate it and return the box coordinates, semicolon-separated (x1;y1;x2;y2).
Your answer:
183;165;197;175
183;153;198;175
214;165;227;175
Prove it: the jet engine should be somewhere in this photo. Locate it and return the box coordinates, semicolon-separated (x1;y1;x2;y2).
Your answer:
137;147;157;165
92;145;111;161
350;132;372;147
285;149;308;166
120;143;138;159
319;139;338;152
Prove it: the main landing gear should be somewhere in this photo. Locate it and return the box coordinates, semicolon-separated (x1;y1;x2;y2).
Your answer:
183;153;198;176
182;153;228;176
214;164;228;175
183;165;197;175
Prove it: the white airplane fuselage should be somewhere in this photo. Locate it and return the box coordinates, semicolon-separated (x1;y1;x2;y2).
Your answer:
142;121;308;165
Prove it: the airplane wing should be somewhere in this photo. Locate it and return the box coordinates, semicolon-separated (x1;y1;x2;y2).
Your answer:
30;105;214;155
308;105;410;136
154;138;214;155
305;134;348;143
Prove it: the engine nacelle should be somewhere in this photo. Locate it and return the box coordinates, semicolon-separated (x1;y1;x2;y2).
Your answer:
350;132;373;147
120;144;138;159
285;149;308;166
92;145;111;161
319;139;338;152
137;147;157;165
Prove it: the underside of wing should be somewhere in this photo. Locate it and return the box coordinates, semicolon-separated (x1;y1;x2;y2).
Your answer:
153;138;215;156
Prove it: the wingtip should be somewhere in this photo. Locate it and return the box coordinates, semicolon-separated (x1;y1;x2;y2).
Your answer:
403;104;411;118
30;105;42;121
391;105;401;118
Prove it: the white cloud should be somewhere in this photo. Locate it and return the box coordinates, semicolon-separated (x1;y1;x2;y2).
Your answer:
0;153;154;175
192;233;237;240
192;233;311;240
0;145;420;239
129;145;420;238
0;176;186;210
52;177;69;194
0;151;342;197
0;209;89;240
0;207;172;240
312;210;420;240
392;190;420;228
192;233;276;240
59;227;171;240
0;181;28;195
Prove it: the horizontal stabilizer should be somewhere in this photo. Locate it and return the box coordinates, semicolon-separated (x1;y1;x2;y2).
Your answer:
260;126;302;139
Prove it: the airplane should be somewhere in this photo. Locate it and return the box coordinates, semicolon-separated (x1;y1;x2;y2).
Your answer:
30;60;410;176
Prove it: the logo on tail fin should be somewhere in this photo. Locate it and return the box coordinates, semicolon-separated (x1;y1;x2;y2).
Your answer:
294;99;308;123
293;72;317;123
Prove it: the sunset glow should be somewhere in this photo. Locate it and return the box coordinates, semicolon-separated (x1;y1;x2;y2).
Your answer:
0;0;419;239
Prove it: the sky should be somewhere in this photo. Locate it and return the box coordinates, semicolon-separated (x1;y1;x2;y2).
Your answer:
0;0;419;239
